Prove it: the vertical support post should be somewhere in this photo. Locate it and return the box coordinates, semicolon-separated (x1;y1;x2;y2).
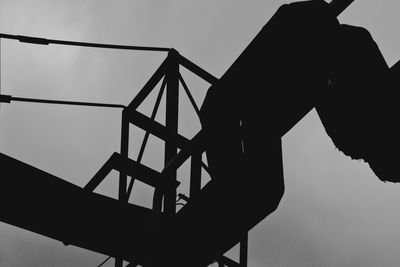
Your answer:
190;152;202;199
164;49;179;216
119;109;130;202
0;37;2;95
239;232;248;267
116;109;129;267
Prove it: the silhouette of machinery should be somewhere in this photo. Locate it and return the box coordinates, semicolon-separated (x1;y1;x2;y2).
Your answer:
0;0;358;266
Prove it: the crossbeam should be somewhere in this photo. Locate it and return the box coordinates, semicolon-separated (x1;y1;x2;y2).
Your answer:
84;152;180;193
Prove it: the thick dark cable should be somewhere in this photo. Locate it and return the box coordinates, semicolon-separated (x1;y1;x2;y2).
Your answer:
0;33;170;52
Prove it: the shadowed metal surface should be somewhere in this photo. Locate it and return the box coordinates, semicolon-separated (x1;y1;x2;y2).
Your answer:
0;152;157;264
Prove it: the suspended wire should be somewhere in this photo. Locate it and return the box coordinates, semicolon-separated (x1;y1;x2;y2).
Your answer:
0;35;127;109
0;33;170;52
0;95;125;109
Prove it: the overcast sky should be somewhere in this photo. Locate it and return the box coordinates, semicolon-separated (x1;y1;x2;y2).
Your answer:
1;0;400;266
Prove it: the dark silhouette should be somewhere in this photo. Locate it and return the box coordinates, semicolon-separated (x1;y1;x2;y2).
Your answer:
3;0;399;266
0;152;157;264
317;24;398;183
161;0;398;266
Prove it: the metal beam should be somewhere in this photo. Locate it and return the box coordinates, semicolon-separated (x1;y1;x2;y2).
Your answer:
189;152;202;199
162;131;205;176
0;152;156;266
125;109;190;150
127;57;169;110
115;154;180;190
178;54;219;85
179;73;201;119
84;152;179;193
119;110;130;202
84;152;119;192
164;49;180;216
239;233;248;267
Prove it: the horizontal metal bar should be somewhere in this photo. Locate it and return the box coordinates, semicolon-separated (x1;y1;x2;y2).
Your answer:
84;152;179;192
162;131;205;175
125;109;191;149
0;33;171;52
0;94;125;108
114;153;180;190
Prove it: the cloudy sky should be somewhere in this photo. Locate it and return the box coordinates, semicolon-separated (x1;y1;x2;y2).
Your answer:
1;0;400;266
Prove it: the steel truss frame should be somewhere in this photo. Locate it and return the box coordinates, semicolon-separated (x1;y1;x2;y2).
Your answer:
84;49;248;267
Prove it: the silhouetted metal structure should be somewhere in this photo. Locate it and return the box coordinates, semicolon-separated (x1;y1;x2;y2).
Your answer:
83;48;249;267
0;39;246;267
0;0;355;266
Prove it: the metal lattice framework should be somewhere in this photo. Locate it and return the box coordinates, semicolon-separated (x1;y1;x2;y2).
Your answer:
83;49;248;267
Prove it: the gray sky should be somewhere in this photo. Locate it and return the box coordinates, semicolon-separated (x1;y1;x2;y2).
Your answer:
1;0;400;266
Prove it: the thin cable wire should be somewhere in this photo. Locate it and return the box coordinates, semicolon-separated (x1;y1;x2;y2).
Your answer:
4;95;125;109
0;33;170;52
